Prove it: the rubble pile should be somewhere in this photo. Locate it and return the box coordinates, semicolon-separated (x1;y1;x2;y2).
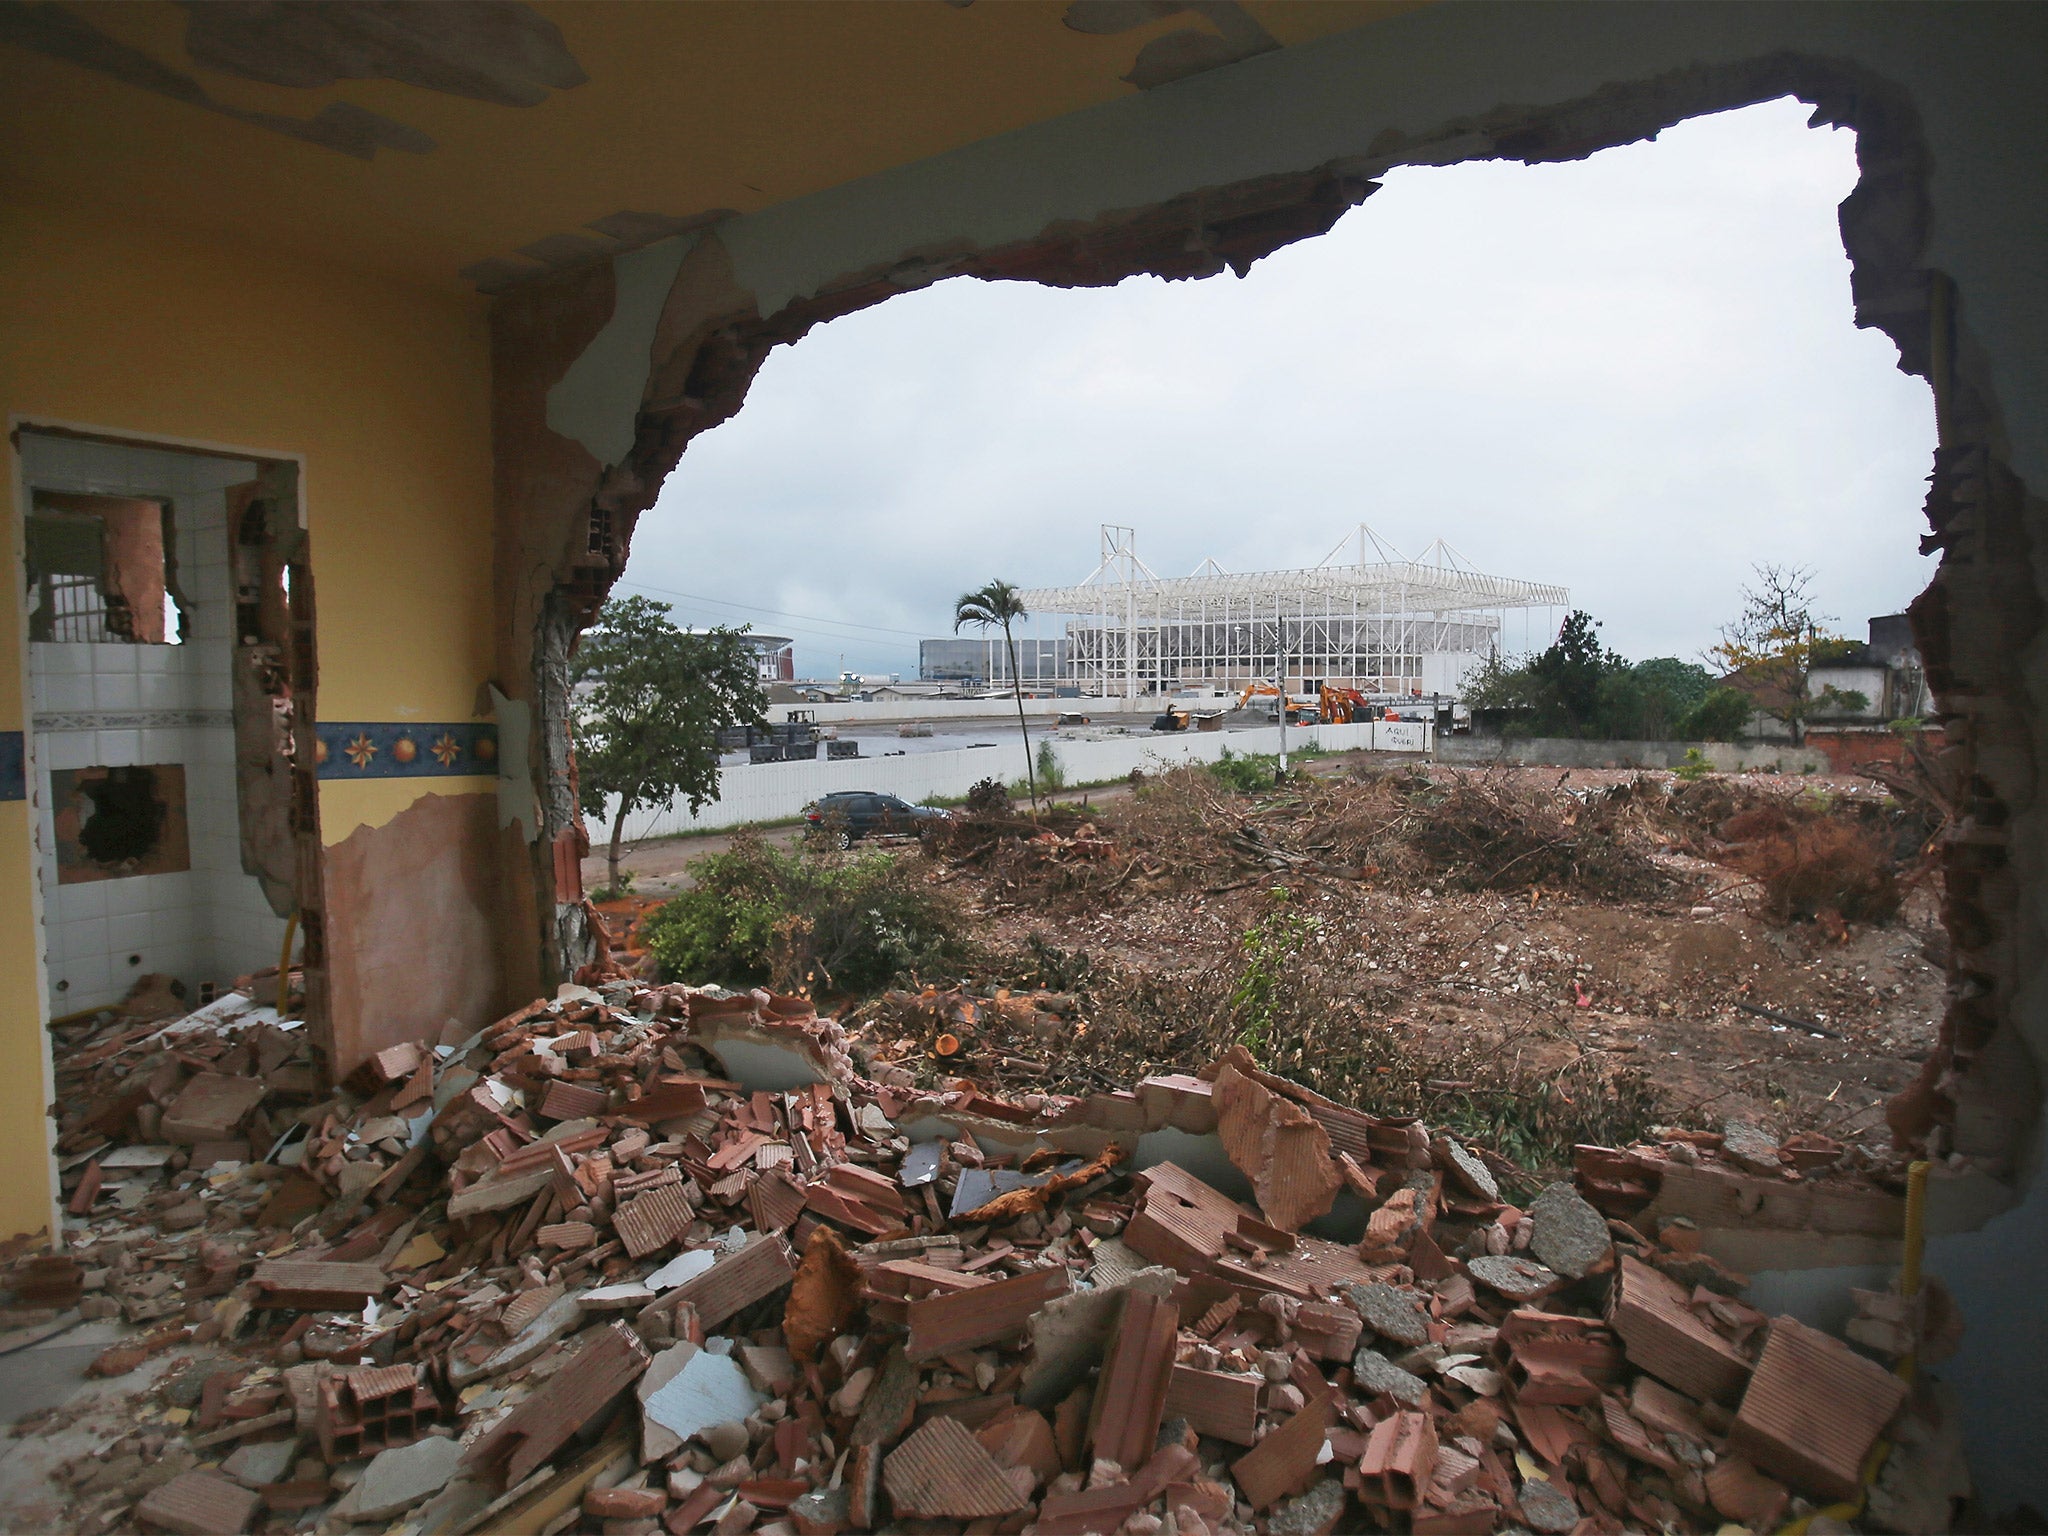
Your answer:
6;978;1957;1536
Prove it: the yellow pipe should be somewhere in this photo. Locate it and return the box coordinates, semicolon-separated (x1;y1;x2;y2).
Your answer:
276;913;298;1018
1775;1159;1932;1534
46;1003;109;1029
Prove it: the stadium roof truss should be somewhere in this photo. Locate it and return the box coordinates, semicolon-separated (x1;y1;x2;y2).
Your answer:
1017;525;1569;699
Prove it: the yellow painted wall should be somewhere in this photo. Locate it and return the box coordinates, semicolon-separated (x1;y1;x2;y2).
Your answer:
0;187;500;1241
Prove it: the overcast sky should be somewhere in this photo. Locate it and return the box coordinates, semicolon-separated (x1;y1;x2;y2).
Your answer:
625;97;1935;680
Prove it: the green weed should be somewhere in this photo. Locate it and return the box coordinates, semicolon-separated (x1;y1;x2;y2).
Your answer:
642;829;967;996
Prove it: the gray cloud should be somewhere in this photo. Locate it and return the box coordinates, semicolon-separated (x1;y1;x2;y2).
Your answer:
630;97;1934;679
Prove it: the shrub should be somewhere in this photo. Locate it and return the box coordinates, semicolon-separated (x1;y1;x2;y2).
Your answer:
1035;740;1067;792
1673;747;1712;782
641;830;967;995
1207;749;1278;794
589;868;636;901
1229;891;1322;1055
1204;744;1322;794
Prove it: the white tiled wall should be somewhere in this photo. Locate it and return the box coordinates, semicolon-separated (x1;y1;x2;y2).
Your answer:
19;434;289;1013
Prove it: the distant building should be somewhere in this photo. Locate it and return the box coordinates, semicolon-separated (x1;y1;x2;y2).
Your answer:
1807;615;1928;722
1725;613;1930;738
920;636;1067;686
686;629;794;683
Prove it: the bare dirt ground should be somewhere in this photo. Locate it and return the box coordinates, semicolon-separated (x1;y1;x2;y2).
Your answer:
596;757;1943;1154
938;762;1944;1153
971;841;1941;1147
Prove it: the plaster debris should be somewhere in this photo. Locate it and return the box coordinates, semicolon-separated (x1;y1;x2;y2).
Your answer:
640;1345;765;1445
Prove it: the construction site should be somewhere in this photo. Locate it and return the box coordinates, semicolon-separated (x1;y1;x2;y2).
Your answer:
1018;527;1567;705
3;5;2047;1536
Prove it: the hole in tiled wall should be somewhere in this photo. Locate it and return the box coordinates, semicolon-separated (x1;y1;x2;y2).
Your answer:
78;767;166;864
54;763;191;882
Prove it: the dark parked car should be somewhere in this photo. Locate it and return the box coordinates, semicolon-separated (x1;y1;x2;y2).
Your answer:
803;791;949;848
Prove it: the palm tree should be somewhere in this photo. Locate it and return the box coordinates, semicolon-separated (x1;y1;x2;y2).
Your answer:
954;579;1037;810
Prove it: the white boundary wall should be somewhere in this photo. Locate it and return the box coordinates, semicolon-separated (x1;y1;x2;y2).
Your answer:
595;720;1431;840
791;698;1143;724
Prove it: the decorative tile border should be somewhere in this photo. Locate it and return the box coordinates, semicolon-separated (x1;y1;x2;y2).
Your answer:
0;732;22;801
313;722;499;780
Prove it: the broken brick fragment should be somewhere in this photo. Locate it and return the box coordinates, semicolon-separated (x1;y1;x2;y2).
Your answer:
462;1321;651;1488
881;1416;1030;1520
1085;1289;1177;1472
1608;1255;1753;1406
1230;1392;1332;1510
1359;1409;1438;1510
1212;1056;1340;1232
1730;1314;1909;1502
136;1469;261;1535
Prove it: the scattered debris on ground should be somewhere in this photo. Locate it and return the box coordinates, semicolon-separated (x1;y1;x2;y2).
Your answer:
3;928;1966;1535
927;764;1945;1150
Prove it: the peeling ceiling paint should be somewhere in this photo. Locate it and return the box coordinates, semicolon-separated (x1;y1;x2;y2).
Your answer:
545;234;698;467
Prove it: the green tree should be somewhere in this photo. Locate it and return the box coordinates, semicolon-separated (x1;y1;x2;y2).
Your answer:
1709;564;1855;743
1595;658;1717;740
573;595;767;894
1629;657;1714;716
1466;631;1739;741
1674;686;1754;742
954;578;1038;809
1517;610;1616;736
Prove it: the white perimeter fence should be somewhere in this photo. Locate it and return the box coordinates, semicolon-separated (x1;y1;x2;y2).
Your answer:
593;720;1433;841
790;698;1138;724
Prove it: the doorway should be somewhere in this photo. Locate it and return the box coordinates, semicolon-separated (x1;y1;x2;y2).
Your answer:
16;429;316;1020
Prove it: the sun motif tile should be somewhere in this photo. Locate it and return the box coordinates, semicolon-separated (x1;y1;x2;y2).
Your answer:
314;723;499;779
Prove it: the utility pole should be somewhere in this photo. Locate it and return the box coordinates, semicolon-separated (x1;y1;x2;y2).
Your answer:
1274;613;1288;784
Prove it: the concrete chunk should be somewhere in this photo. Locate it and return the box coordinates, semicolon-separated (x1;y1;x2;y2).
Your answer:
1435;1137;1499;1203
1528;1181;1610;1280
219;1438;298;1489
1351;1281;1431;1347
1468;1254;1563;1302
1351;1347;1429;1408
346;1434;464;1522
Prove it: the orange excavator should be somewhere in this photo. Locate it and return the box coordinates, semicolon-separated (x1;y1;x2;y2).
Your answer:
1317;684;1379;723
1236;682;1317;724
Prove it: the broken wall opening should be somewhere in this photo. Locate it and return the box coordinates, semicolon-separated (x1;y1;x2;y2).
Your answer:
495;51;2038;1239
25;490;186;645
16;430;324;1047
